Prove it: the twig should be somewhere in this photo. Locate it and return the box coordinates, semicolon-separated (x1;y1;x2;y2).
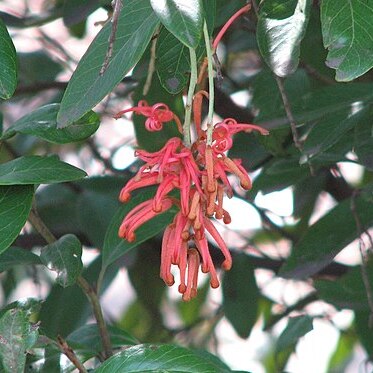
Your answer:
142;28;159;95
263;292;318;330
300;61;335;85
57;336;88;373
275;76;315;175
350;191;373;326
27;206;113;359
100;0;123;75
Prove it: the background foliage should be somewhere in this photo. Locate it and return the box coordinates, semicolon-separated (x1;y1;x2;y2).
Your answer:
1;0;373;371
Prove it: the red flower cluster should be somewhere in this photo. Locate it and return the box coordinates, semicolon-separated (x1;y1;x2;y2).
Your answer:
115;97;268;301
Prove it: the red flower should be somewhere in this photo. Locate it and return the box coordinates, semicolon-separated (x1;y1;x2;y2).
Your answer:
114;100;182;133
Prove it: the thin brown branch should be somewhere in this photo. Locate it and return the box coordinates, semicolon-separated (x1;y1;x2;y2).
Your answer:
57;336;88;373
351;191;373;326
27;204;113;359
100;0;122;75
300;61;335;85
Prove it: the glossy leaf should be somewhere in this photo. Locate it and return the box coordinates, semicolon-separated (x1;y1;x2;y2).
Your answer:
280;196;373;279
0;18;17;99
223;253;260;338
2;104;99;144
321;0;373;81
95;344;232;372
0;156;86;185
102;189;176;268
40;234;83;287
0;309;38;373
57;0;159;127
0;185;34;254
276;315;313;353
257;0;312;77
0;247;41;272
150;0;203;49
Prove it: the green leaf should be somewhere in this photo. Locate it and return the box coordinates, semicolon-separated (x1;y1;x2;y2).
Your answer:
0;309;38;373
2;104;99;144
280;196;373;279
276;315;313;353
0;156;86;185
150;0;203;49
156;28;190;94
0;185;34;254
257;0;312;77
0;246;41;272
314;263;373;310
0;298;42;319
327;330;356;373
102;189;175;268
321;0;373;81
75;176;126;247
223;253;260;338
354;310;373;359
0;18;17;99
40;234;83;287
95;344;232;372
67;324;138;360
57;0;159;127
18;51;62;85
39;255;117;338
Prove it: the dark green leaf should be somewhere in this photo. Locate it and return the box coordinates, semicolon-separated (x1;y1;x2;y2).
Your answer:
102;189;176;268
354;108;373;170
76;178;122;248
321;0;373;81
57;0;159;127
63;0;100;27
0;309;38;373
0;156;86;185
280;196;373;279
276;315;313;353
40;234;83;287
18;51;62;85
95;344;232;372
150;0;203;48
67;323;138;359
354;310;373;359
2;104;99;144
314;263;373;310
156;28;190;94
0;247;41;272
223;253;260;338
257;0;312;77
0;185;34;254
0;18;17;99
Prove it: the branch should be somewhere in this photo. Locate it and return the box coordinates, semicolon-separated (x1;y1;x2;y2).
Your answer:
27;205;113;359
100;0;123;75
57;336;88;373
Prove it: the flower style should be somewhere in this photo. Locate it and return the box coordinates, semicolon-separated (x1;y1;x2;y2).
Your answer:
115;3;268;301
115;99;268;301
114;100;183;133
